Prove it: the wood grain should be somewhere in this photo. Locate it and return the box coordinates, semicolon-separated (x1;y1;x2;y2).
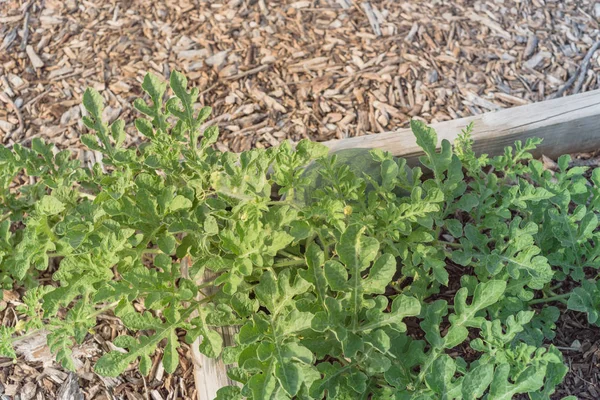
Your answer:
323;90;600;164
180;258;239;400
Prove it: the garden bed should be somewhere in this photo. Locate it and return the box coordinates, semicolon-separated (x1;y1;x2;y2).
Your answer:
1;72;600;399
3;0;600;399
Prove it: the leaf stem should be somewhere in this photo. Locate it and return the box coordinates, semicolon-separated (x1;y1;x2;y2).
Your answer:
193;295;216;307
437;240;463;248
41;217;58;241
142;248;161;255
0;212;10;224
549;283;563;291
197;278;218;290
11;301;119;344
272;259;306;268
10;329;42;344
528;293;570;305
136;224;164;252
277;250;301;260
78;192;97;200
90;302;119;318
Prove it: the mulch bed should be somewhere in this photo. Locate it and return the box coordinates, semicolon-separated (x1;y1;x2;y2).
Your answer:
552;311;600;399
1;0;600;153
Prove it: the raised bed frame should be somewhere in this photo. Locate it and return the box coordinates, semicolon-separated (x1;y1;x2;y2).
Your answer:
325;89;600;163
197;89;600;399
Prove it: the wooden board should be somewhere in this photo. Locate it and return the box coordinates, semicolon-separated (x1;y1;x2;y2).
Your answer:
180;258;239;400
323;90;600;164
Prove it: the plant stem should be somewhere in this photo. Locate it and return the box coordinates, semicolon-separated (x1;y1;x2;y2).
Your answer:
10;329;41;343
41;217;58;241
0;212;10;224
198;277;219;290
142;248;161;255
78;192;96;200
11;301;119;344
90;302;119;318
266;200;301;210
529;293;571;305
193;295;216;307
549;283;563;291
272;259;306;268
277;250;301;260
437;240;463;248
136;224;164;252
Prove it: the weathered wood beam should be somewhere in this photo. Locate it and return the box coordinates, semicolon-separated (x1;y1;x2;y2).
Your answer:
323;90;600;164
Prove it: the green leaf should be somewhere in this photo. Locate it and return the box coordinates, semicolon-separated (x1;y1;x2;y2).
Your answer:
324;260;347;291
163;330;179;374
140;354;152;376
275;362;302;396
199;329;223;358
135;118;155;138
425;354;462;399
157;233;177;255
568;279;600;325
299;243;327;304
488;363;546;400
0;327;16;358
83;88;104;119
169;195;192;212
215;386;243;400
362;253;396;293
111;120;126;146
95;307;193;377
167;70;200;136
248;369;278;400
445;219;463;238
445;280;506;348
142;72;167;105
95;351;129;377
4;70;587;397
255;269;311;315
360;295;421;332
204;215;219;235
203;125;219;145
337;224;379;272
456;193;478;212
411;120;452;179
122;312;161;331
529;346;568;399
170;71;191;106
462;363;493;400
37;195;65;215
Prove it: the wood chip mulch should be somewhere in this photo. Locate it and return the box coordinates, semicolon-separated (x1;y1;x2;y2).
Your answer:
1;0;600;153
2;0;600;399
551;311;600;399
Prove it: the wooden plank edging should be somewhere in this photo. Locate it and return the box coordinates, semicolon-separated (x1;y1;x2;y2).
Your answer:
323;90;600;163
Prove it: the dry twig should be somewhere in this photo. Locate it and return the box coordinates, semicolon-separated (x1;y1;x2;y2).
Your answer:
549;40;600;99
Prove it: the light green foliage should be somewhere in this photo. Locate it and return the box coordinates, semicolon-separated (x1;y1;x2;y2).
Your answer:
1;71;598;399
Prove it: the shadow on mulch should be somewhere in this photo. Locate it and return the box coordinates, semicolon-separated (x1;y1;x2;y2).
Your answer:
550;310;600;399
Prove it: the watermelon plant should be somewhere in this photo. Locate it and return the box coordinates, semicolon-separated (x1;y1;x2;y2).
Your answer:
0;71;597;399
